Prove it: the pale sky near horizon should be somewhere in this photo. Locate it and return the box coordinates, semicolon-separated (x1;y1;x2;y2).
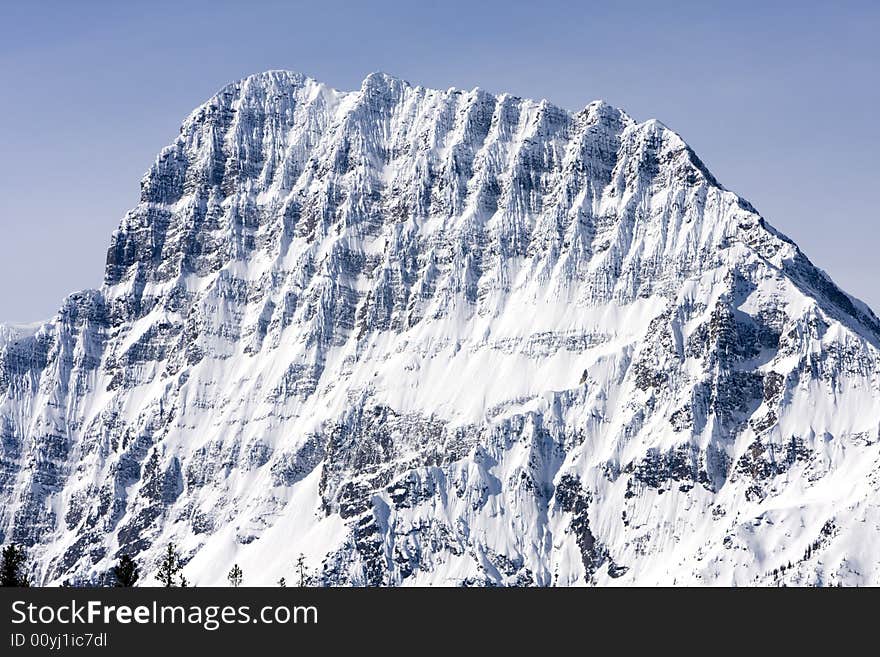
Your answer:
1;0;878;323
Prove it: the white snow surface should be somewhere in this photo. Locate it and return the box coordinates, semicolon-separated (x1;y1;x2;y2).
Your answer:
2;70;880;586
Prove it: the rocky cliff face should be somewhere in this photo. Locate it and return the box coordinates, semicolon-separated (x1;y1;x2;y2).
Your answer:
3;70;880;586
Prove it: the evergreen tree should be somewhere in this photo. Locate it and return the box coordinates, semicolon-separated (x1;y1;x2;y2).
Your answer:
296;553;309;587
0;545;29;587
113;554;139;587
228;563;243;588
179;574;189;587
157;542;182;588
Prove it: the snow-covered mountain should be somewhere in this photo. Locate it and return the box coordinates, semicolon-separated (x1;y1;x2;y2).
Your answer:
2;70;879;586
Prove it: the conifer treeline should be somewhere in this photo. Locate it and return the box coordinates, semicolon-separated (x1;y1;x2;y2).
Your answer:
0;542;315;587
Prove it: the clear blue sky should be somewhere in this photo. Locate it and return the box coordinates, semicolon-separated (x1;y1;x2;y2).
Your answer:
1;0;878;322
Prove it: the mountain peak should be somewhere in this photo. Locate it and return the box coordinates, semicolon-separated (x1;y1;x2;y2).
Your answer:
361;70;407;88
3;69;879;587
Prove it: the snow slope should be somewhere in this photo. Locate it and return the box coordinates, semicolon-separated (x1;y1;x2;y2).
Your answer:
2;70;880;586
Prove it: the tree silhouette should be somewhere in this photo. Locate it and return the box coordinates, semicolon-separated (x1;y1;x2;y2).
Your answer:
278;577;286;587
296;554;310;587
157;543;182;587
113;554;139;587
0;544;29;587
228;563;243;588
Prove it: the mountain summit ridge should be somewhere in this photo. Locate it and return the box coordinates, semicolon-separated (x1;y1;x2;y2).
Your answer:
2;70;879;586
